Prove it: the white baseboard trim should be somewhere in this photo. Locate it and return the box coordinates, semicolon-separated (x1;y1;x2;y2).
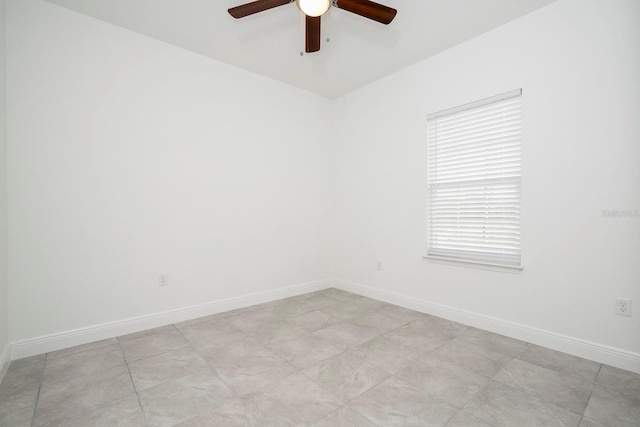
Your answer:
10;278;332;360
0;344;10;385
334;278;640;374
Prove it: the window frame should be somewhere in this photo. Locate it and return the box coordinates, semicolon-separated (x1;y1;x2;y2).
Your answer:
425;89;523;271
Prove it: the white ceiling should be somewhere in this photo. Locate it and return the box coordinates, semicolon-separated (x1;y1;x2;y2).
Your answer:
45;0;557;98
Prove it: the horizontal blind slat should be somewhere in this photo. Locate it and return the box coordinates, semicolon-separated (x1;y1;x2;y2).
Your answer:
429;126;522;149
431;118;522;141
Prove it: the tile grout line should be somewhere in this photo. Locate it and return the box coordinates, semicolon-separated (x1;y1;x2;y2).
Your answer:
173;321;253;413
577;363;602;424
28;353;48;427
46;339;116;361
119;327;192;365
116;337;150;427
576;362;604;426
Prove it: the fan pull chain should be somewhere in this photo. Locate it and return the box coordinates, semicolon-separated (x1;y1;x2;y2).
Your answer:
324;5;331;44
299;6;306;56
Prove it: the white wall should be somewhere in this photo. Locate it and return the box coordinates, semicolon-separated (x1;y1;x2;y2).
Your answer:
0;0;9;376
5;0;640;373
6;0;333;344
333;0;640;368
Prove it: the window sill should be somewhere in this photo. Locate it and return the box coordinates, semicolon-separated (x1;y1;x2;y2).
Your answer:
423;255;523;273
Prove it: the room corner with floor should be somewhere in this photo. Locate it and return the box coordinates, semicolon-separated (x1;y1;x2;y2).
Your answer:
0;0;8;396
1;0;639;426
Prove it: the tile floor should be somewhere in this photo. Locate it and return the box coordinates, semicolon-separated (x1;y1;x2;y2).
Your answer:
1;288;639;426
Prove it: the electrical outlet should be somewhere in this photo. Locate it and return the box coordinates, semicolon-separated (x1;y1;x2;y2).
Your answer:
377;261;382;271
615;298;632;317
159;274;169;287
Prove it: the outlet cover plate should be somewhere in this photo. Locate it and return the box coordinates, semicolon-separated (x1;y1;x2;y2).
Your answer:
615;298;632;317
159;274;169;287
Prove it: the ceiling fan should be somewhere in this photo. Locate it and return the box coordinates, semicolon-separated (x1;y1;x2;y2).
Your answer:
228;0;397;53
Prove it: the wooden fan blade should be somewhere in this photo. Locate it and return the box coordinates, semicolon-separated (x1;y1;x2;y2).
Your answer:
305;15;321;53
228;0;292;19
334;0;397;24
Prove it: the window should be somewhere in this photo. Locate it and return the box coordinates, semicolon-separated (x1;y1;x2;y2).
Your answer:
426;89;522;269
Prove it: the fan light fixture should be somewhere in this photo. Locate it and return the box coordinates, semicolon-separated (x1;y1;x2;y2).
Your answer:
228;0;397;54
296;0;330;17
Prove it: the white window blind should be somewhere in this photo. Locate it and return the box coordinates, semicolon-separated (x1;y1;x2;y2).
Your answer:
427;89;522;269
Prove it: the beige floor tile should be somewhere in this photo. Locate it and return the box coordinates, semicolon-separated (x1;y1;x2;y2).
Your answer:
350;309;415;333
258;297;316;318
269;333;344;370
595;364;640;396
318;288;359;301
46;338;119;359
459;328;527;356
312;405;379;427
313;321;381;349
120;327;188;362
247;318;309;346
0;388;39;427
445;411;492;426
193;330;265;366
397;353;490;408
320;299;386;322
243;372;341;426
579;417;608;427
416;315;469;337
288;309;344;332
118;324;178;342
384;320;454;353
45;394;145;427
33;364;135;426
303;352;390;403
5;354;46;369
139;369;234;427
348;335;426;374
174;399;254;426
175;315;239;341
429;337;512;377
225;308;283;331
493;358;593;413
517;343;601;382
295;293;343;310
464;380;582;427
583;384;640;427
214;348;297;396
375;304;425;324
350;376;458;427
43;343;126;385
0;358;45;400
128;346;209;391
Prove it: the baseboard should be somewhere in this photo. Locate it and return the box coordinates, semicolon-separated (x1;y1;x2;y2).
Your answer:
334;278;640;374
10;278;332;360
0;344;10;385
